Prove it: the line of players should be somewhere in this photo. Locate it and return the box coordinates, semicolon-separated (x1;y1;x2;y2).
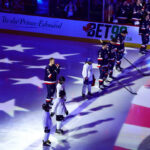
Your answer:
42;58;68;147
98;30;128;90
82;21;150;95
81;29;128;98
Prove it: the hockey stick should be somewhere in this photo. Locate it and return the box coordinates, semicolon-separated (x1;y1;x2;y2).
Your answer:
115;79;137;95
123;56;149;76
105;77;137;95
99;39;103;44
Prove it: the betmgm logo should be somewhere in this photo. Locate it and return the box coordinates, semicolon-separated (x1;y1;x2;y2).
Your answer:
83;23;127;39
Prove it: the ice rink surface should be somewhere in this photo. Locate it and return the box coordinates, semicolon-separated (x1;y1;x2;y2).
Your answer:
0;33;150;150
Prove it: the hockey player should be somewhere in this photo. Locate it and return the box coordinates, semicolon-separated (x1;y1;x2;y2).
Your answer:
139;13;150;54
44;58;60;105
56;76;66;99
116;29;128;71
97;42;109;89
107;38;118;79
42;103;52;147
51;90;68;134
82;58;94;98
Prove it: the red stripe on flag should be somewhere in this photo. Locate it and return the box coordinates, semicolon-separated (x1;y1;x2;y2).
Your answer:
114;146;129;150
144;80;150;87
125;104;150;128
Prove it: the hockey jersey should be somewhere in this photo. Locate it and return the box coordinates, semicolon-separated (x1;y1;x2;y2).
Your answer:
42;103;52;131
43;111;52;129
97;47;109;67
82;63;93;81
116;33;125;51
108;43;117;61
51;97;67;116
44;64;60;84
139;19;150;35
56;83;65;98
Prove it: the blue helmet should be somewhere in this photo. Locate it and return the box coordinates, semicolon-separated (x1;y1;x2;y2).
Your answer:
86;58;92;63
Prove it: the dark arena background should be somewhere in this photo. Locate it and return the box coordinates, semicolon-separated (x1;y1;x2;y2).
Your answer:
0;0;150;150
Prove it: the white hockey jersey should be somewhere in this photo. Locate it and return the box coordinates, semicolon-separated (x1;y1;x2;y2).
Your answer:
82;63;93;81
56;83;65;98
43;111;52;128
51;98;67;116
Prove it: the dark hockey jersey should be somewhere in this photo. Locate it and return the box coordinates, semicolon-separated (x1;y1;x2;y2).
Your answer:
44;64;60;84
116;33;125;51
139;20;150;35
97;48;109;67
108;43;117;61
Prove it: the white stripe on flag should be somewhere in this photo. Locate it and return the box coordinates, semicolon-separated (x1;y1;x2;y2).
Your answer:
115;124;150;150
114;84;150;150
132;86;150;108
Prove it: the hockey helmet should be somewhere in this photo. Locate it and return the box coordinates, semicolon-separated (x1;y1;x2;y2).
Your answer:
59;76;66;82
86;58;93;63
121;29;128;34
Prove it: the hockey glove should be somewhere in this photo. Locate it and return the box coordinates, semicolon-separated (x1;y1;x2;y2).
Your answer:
66;110;69;115
50;112;55;117
56;64;60;68
84;78;89;85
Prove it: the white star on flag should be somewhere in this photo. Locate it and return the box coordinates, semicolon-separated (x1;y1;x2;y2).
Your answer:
0;58;20;64
0;99;29;117
2;44;34;52
80;62;98;69
34;52;79;60
0;69;9;72
10;76;44;88
68;75;83;84
25;65;46;69
25;65;66;70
